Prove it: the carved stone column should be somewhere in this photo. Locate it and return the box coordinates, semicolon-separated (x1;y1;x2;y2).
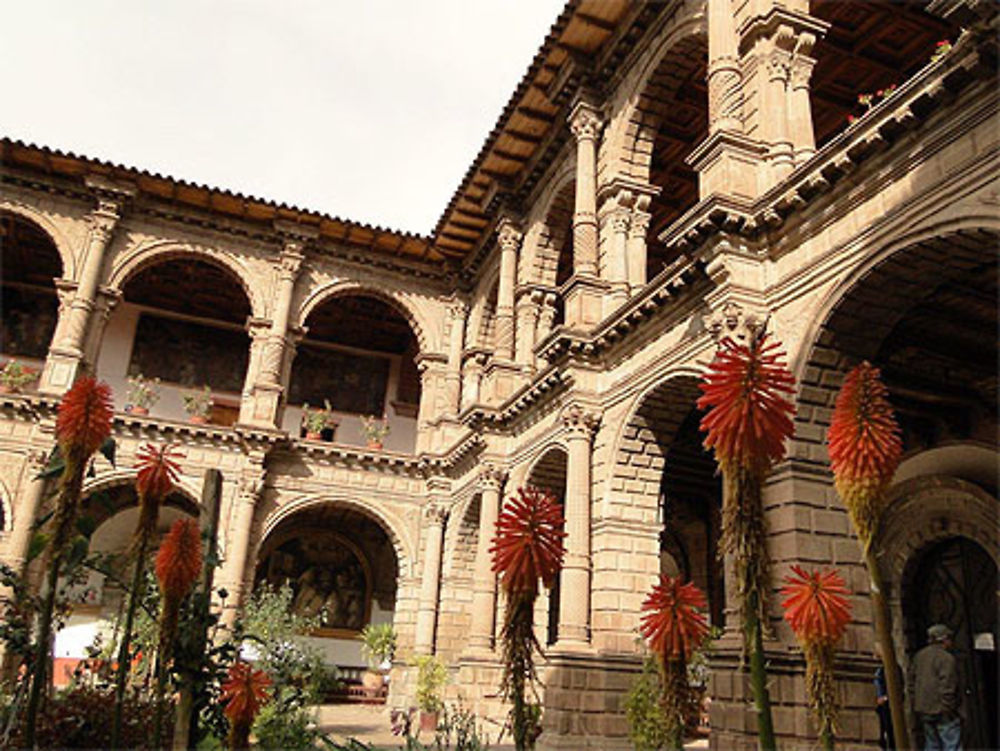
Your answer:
415;353;447;452
556;405;600;649
3;450;50;575
535;291;558;346
788;38;819;164
467;464;506;653
218;460;266;628
494;219;521;362
460;349;488;410
763;38;795;183
626;199;652;292
247;238;305;428
605;193;631;313
81;288;121;370
40;196;122;393
444;300;467;417
707;0;744;135
514;289;541;373
238;319;272;425
570;100;601;278
414;500;449;655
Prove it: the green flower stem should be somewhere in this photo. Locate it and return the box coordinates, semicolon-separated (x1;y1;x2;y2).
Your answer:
110;533;150;750
747;597;776;751
865;548;910;751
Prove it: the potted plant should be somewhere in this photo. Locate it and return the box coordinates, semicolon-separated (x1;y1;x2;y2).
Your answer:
126;374;161;415
301;400;336;440
0;360;37;394
182;385;213;424
413;654;446;734
360;414;390;449
359;623;396;694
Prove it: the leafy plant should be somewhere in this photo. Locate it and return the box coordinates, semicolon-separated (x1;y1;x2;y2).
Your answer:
360;622;396;670
302;400;336;435
360;413;390;443
414;654;448;714
0;360;37;391
126;373;161;410
625;655;671;751
183;385;214;418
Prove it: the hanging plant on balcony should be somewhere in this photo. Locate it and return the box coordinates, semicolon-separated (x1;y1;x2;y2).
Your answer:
781;566;852;751
24;376;114;748
221;660;272;750
697;330;795;751
640;576;710;751
111;441;183;749
490;485;566;751
152;517;203;748
827;361;908;749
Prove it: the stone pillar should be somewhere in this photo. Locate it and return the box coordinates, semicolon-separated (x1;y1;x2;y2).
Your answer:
514;289;541;373
467;464;506;653
788;38;819;165
218;461;266;627
626;200;651;291
707;0;744;135
605;194;631;314
556;404;600;649
238;319;272;426
494;220;521;362
460;349;488;410
415;354;446;452
763;38;795;184
444;300;467;416
81;289;121;371
39;197;122;394
3;450;49;576
535;292;558;346
247;239;305;428
414;501;449;655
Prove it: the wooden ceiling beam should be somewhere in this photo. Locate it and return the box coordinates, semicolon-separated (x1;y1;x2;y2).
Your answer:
516;105;556;123
505;129;544;145
491;147;530;163
575;11;618;33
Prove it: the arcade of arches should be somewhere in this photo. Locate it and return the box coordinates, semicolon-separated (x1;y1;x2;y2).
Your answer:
1;1;997;748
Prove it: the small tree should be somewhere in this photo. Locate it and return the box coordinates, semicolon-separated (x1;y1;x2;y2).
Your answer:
827;361;908;748
697;331;796;751
781;566;853;751
639;576;710;751
490;486;566;751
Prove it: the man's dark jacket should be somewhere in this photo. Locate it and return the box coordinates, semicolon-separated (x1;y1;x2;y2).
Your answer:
911;642;960;717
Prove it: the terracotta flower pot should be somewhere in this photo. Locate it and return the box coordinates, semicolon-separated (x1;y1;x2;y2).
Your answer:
305;431;323;441
129;406;149;416
361;670;385;693
367;440;383;450
0;384;11;395
419;710;438;734
189;415;208;425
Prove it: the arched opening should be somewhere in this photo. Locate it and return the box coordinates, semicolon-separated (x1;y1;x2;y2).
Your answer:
535;181;574;330
902;537;998;750
288;294;421;451
100;257;252;424
625;33;707;279
526;447;567;646
52;482;198;686
253;502;399;675
810;2;959;147
0;212;63;385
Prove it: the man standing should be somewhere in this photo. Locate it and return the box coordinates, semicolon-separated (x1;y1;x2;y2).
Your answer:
911;624;962;751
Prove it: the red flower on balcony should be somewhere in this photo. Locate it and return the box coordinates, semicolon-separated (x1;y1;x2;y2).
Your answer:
135;443;183;502
781;565;852;645
640;575;710;660
827;361;902;546
697;333;796;474
56;376;114;457
155;517;202;603
491;485;566;596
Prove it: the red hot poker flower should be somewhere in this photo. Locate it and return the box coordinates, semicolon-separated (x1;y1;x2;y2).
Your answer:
490;486;566;595
222;661;272;726
640;576;710;660
155;517;202;602
781;565;852;645
697;333;796;474
56;376;114;457
135;443;183;503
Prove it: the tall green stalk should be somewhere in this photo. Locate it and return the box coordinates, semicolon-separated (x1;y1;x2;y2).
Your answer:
866;549;908;750
110;534;150;749
746;600;776;751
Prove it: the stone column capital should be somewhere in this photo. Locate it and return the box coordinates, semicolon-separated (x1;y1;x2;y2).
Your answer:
496;218;523;253
561;404;601;439
478;463;507;491
447;298;469;320
788;51;817;89
275;244;306;279
628;207;651;239
569;100;603;142
423;502;450;526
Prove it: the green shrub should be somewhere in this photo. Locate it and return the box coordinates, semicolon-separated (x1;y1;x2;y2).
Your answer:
414;654;448;713
624;655;670;751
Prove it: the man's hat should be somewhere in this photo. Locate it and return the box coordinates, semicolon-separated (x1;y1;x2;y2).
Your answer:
927;624;953;643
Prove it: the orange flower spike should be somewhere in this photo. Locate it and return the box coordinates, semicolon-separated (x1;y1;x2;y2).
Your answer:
155;518;202;602
135;443;183;502
697;334;796;473
828;361;902;491
640;576;710;660
221;661;272;728
781;566;852;646
55;376;114;457
490;486;567;595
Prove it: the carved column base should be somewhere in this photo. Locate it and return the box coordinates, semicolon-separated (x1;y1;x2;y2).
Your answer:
561;274;607;331
687;130;767;202
240;382;284;429
38;348;84;395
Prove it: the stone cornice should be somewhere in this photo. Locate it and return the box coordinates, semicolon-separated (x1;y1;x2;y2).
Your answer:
660;31;997;257
459;366;569;432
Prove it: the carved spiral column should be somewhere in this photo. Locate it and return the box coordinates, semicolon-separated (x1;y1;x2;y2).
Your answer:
514;290;541;372
626;199;652;292
461;350;488;410
605;193;631;313
444;300;467;416
494;219;521;362
238;319;272;425
556;405;600;649
788;37;819;164
467;464;507;653
535;292;558;345
707;0;744;134
218;462;266;628
569;101;602;279
415;501;449;655
82;289;121;370
3;450;50;576
260;242;305;386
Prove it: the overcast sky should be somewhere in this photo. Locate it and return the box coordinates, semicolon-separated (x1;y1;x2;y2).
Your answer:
1;1;566;235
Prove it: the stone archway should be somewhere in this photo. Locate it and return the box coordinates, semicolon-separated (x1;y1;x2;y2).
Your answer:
525;446;567;646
